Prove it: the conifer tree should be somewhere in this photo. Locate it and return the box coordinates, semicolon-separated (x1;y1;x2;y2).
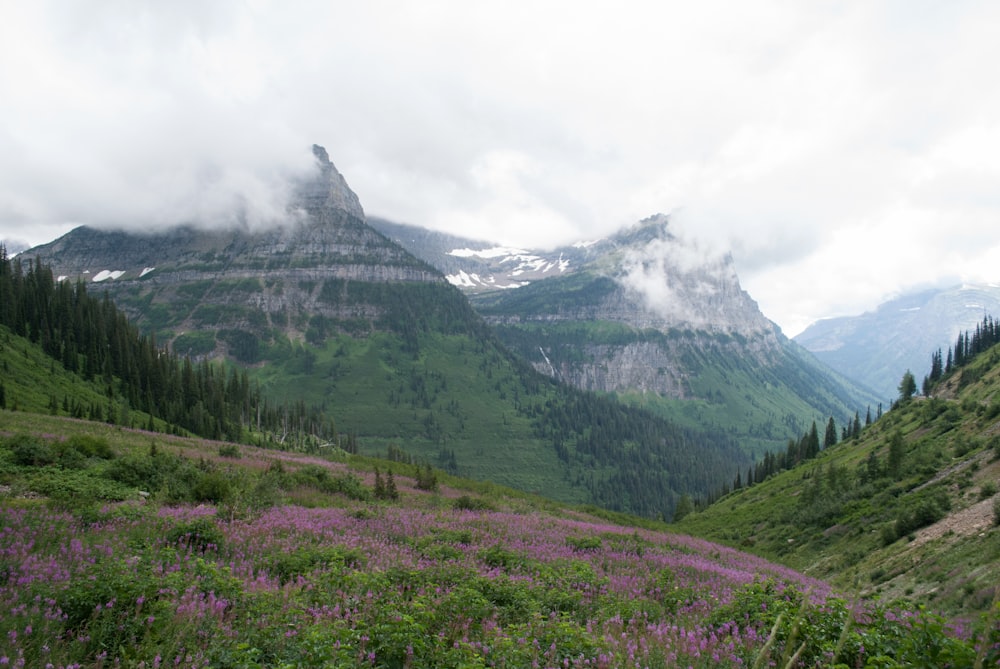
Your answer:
823;417;838;450
385;470;399;501
888;430;905;479
898;370;917;403
673;493;694;522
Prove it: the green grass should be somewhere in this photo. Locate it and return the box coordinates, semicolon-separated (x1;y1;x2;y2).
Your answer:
251;331;587;502
677;342;1000;620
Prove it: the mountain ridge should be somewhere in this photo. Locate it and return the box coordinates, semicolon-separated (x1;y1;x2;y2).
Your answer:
20;146;750;519
795;283;1000;400
373;214;877;456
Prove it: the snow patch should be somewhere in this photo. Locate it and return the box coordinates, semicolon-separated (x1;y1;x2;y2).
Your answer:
92;270;125;282
446;270;479;288
56;276;67;282
449;246;529;259
140;267;156;278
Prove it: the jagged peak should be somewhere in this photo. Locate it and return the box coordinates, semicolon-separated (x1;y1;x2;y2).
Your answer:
297;144;365;220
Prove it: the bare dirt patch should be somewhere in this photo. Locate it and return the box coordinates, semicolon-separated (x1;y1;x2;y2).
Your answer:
910;495;997;549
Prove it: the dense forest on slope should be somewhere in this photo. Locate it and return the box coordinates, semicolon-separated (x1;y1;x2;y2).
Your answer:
0;247;335;447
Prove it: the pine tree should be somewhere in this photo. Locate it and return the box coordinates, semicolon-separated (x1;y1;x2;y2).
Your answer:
898;370;917;403
373;467;386;499
385;470;399;501
673;494;694;522
823;417;837;450
888;430;905;479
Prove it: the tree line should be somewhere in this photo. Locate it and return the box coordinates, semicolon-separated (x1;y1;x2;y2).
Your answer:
0;248;336;448
922;314;1000;394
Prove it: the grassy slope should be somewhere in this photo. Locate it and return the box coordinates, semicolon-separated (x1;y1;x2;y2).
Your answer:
250;330;587;502
677;343;1000;620
0;325;156;424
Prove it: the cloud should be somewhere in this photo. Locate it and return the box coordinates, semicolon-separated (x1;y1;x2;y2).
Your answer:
2;1;1000;333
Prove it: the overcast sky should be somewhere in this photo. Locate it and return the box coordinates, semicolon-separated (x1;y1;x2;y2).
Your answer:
3;1;999;336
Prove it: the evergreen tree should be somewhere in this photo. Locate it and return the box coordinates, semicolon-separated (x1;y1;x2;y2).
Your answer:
385;470;399;501
673;493;694;522
888;430;905;479
823;417;837;450
898;370;917;403
373;467;386;499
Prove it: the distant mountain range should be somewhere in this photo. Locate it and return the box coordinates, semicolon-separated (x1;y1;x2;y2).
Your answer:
794;284;1000;400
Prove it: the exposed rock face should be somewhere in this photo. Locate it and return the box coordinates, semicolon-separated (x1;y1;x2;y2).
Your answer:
27;145;443;353
301;144;366;220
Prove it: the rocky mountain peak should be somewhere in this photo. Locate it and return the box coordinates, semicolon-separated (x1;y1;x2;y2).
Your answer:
297;144;365;220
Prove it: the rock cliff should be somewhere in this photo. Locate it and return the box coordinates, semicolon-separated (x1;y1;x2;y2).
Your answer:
27;145;443;354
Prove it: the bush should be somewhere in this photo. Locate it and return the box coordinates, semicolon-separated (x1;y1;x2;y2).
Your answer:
218;444;242;458
980;481;997;500
193;471;232;503
994;498;1000;527
164;517;225;552
453;494;493;511
566;535;602;552
65;435;114;459
7;434;56;466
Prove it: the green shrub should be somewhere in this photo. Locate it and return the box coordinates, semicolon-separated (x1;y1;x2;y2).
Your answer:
164;517;225;552
565;535;602;552
980;481;997;500
65;434;114;459
266;545;366;585
193;471;232;503
218;444;242;458
453;494;493;511
7;434;56;466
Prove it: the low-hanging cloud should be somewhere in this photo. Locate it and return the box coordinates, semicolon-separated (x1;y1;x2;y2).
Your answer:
3;0;1000;334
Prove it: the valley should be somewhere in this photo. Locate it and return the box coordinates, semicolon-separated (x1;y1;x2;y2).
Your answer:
3;146;999;667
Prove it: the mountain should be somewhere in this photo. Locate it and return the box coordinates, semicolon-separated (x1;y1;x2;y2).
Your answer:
795;283;1000;401
376;215;876;458
678;335;1000;621
21;146;748;519
369;217;585;291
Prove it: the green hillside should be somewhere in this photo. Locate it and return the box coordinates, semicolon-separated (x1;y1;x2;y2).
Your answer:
1;411;996;668
5;247;748;520
678;340;1000;620
474;271;875;460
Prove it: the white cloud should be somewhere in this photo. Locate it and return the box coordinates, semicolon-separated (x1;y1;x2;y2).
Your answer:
2;0;1000;334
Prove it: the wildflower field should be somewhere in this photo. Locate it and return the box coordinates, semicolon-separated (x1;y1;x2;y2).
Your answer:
0;418;998;668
